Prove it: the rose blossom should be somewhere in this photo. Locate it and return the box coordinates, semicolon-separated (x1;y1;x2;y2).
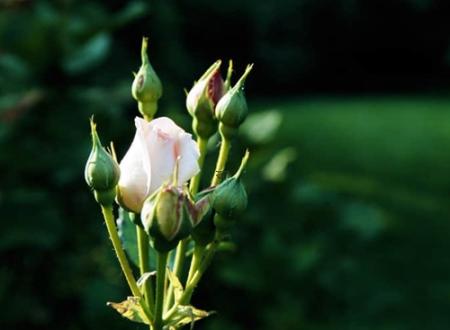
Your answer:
117;117;200;213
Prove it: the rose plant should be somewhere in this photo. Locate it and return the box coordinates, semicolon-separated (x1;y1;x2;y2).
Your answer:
84;37;253;330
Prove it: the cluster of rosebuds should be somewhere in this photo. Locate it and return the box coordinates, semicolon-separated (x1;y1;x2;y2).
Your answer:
84;37;253;330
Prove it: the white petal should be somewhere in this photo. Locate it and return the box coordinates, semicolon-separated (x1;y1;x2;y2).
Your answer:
117;118;152;213
177;131;200;184
146;120;178;194
186;79;206;113
147;117;200;192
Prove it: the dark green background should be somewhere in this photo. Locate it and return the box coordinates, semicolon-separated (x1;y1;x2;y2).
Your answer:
1;1;450;329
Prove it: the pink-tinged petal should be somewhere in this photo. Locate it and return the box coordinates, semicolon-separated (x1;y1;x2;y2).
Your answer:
146;122;178;194
147;117;200;192
208;69;225;106
177;131;200;184
186;79;207;115
117;118;152;213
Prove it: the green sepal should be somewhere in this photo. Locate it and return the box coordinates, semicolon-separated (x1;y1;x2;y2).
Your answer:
189;193;216;246
142;186;192;252
192;117;217;140
150;203;191;252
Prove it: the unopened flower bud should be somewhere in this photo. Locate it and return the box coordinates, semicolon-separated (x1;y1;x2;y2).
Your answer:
141;184;191;252
215;64;253;140
212;150;249;220
212;177;247;219
84;118;120;205
131;37;163;120
186;60;224;139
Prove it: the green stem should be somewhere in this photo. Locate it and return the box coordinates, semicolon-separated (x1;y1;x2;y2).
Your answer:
182;242;216;304
100;205;153;322
137;225;155;311
154;251;168;330
165;137;208;311
165;241;218;321
186;244;205;285
211;138;231;186
164;238;187;312
101;206;141;297
189;137;208;193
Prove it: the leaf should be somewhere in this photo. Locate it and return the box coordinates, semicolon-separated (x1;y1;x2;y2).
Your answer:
166;269;184;302
116;208;139;266
165;305;213;329
107;296;150;324
137;271;156;292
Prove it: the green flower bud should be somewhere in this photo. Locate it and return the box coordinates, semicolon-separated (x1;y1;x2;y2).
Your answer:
215;64;253;140
141;184;191;252
212;151;249;220
186;60;224;139
189;191;215;246
84;118;120;205
212;176;247;219
131;37;163;119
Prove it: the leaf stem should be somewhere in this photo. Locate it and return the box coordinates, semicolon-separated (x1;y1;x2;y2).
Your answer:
154;251;168;330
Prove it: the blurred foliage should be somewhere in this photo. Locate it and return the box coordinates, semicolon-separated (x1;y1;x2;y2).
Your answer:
1;1;450;330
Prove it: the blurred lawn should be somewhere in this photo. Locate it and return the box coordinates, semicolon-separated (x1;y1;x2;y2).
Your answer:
265;96;450;210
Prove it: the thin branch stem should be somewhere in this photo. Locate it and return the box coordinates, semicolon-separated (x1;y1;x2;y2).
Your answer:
154;251;168;330
137;225;155;311
211;138;231;186
189;137;208;193
100;205;153;322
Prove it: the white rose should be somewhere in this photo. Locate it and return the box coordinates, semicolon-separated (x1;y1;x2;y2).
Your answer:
117;117;200;213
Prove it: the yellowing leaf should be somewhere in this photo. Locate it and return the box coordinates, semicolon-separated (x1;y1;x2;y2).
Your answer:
166;304;213;328
167;268;184;302
107;296;150;324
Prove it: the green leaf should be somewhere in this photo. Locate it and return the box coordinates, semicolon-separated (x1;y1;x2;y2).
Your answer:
117;208;139;266
107;296;150;324
166;305;213;329
167;269;184;302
